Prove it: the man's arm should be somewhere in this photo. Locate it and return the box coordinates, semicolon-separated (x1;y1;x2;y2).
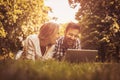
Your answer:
76;39;81;49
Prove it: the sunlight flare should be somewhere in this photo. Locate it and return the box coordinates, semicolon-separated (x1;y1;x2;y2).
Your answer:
45;0;80;23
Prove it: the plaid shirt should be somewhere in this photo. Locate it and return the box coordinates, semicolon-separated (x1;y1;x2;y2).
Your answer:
53;36;81;60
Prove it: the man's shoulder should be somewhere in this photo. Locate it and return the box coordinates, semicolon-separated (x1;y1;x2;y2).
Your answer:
58;36;64;40
76;38;80;41
57;36;64;42
76;38;80;43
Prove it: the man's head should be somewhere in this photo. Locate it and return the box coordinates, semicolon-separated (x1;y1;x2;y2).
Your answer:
64;22;80;47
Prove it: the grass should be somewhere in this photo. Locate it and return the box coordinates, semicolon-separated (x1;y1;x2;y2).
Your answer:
0;60;120;80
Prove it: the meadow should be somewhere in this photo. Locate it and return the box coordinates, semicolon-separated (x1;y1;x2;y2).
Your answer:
0;60;120;80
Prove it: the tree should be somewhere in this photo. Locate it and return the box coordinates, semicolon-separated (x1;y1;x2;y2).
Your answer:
0;0;50;56
68;0;120;62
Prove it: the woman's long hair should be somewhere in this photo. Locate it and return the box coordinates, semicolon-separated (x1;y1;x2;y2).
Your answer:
38;22;59;41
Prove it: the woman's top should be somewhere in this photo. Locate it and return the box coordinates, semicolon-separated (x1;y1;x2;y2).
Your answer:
23;34;55;61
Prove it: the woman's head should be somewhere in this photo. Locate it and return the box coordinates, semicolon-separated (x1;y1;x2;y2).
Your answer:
39;22;59;46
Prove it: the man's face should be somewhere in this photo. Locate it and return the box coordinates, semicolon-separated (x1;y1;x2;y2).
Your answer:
64;28;79;47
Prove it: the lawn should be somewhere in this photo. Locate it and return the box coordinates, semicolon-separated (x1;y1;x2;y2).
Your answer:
0;60;120;80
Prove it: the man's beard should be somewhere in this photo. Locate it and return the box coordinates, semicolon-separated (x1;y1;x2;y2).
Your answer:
63;38;75;49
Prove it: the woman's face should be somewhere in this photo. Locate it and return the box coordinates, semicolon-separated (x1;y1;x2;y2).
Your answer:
49;28;59;45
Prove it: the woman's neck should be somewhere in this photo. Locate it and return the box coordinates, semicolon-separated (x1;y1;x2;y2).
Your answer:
40;46;46;56
40;39;52;55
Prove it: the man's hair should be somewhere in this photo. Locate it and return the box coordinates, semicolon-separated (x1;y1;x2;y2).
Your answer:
65;22;80;33
39;22;59;40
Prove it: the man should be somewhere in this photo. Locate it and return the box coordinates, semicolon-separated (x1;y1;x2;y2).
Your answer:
53;22;81;61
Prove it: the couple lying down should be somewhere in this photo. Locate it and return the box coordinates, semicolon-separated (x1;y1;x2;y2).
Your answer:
15;22;81;61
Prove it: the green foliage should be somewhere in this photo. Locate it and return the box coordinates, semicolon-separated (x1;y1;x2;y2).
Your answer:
0;26;6;38
0;0;50;54
69;0;120;62
0;60;120;80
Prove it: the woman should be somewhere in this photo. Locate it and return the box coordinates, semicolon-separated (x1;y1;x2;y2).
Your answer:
23;22;59;61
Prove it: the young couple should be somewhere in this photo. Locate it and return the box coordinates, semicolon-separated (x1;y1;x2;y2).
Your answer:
19;22;81;61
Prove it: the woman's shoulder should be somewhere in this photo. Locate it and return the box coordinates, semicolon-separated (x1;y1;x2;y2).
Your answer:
25;34;39;43
26;34;38;40
28;34;38;38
